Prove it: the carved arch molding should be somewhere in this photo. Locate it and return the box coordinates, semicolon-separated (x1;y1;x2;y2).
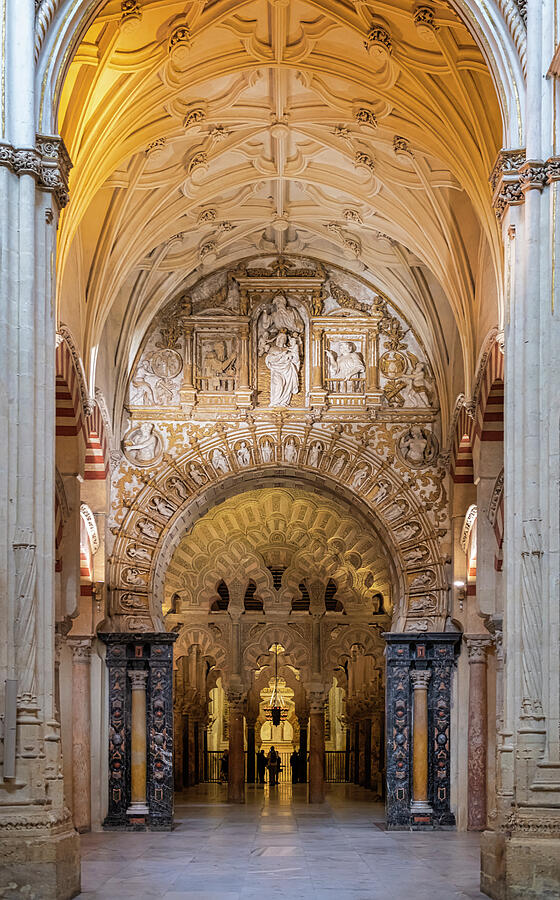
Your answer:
109;421;450;635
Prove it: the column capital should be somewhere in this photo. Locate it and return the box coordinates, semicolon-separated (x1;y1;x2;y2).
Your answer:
410;669;431;690
465;636;492;663
0;134;72;208
128;668;149;689
68;639;92;663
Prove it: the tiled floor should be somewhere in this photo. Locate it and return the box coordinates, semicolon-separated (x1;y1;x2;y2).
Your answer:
78;783;486;900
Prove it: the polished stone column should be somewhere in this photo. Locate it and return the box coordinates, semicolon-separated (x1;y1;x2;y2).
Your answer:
467;637;491;830
69;640;92;832
127;669;149;817
411;670;432;814
228;698;245;803
246;719;256;784
298;717;308;782
309;703;325;803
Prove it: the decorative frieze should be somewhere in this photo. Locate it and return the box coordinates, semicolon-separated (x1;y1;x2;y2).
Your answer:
0;135;72;208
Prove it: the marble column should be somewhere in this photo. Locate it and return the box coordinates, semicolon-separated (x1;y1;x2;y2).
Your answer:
69;640;92;833
411;670;432;814
246;719;256;784
298;717;308;782
345;727;351;782
228;698;245;803
127;669;149;817
309;703;325;803
467;637;491;830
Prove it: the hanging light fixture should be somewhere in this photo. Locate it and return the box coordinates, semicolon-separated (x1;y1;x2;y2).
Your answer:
269;643;285;727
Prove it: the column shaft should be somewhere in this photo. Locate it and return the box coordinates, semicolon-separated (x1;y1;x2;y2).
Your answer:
467;639;490;830
127;669;149;816
309;708;325;803
228;703;245;803
70;641;92;833
298;720;308;782
246;724;256;784
411;670;431;813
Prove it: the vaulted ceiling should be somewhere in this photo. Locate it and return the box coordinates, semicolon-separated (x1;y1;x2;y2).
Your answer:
58;0;503;411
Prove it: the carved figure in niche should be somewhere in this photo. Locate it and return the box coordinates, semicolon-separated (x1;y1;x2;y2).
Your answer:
351;466;369;489
396;521;422;542
201;340;236;392
401;361;435;408
404;544;429;564
308;442;322;467
124;567;145;586
409;594;438;614
265;332;300;407
261;439;274;463
237;441;251;466
127;543;152;562
384;498;409;522
409;570;435;590
166;476;188;500
130;357;174;406
264;293;304;339
399;426;438;468
136;518;159;540
211;447;230;474
123;423;162;466
284;437;298;463
371;479;390;504
150;495;175;518
188;463;207;485
120;592;148;611
326;341;366;381
331;454;345;475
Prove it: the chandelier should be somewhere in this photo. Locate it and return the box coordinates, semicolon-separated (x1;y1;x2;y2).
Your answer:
269;643;285;727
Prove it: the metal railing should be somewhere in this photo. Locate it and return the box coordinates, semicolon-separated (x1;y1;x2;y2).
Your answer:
325;750;348;782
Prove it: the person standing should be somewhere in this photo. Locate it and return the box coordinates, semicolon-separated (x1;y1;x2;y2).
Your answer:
267;746;278;785
256;749;266;785
290;750;299;783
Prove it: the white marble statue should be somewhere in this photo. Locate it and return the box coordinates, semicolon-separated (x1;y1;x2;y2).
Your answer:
401;362;435;408
127;543;152;562
136;518;159;540
265;332;300;407
352;466;369;489
326;341;366;380
124;422;161;465
211;447;230;474
188;463;207;485
261;439;274;463
284;437;298;463
150;495;175;517
237;441;251;466
308;442;322;467
331;454;345;475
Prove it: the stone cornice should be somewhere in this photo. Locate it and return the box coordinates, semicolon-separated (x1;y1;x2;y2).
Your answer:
491;150;560;221
0;134;72;208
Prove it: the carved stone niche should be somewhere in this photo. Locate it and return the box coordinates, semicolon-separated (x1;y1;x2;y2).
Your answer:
194;326;239;402
312;316;382;410
384;632;461;831
99;632;177;831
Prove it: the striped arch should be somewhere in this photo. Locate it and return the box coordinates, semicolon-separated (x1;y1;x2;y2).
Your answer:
55;334;86;441
85;402;109;481
451;408;474;484
472;342;504;459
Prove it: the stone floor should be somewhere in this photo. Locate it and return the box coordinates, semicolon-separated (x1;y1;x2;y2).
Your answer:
78;783;486;900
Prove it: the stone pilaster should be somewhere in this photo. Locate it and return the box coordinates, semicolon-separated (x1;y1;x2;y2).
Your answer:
69;639;92;833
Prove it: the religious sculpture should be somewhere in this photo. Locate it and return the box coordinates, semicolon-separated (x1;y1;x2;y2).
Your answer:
284;437;298;463
400;362;435;408
352;466;369;489
398;425;438;468
237;441;251;466
166;477;188;500
331;454;345;475
136;518;159;540
150;496;176;518
123;423;162;466
258;293;304;408
200;339;236;392
261;439;274;463
211;447;230;473
188;463;207;485
326;341;366;382
308;442;322;467
126;543;152;562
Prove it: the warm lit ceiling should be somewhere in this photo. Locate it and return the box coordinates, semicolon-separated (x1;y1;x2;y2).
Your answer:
58;0;503;406
164;486;393;616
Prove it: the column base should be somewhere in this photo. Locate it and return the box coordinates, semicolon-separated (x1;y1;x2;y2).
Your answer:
0;820;80;900
481;818;560;900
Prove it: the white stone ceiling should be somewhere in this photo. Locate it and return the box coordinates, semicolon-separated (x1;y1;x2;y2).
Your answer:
57;0;503;409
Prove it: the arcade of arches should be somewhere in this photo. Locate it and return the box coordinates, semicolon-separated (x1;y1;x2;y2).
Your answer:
0;0;559;898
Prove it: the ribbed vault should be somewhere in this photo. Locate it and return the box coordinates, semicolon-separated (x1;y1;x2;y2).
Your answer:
56;0;503;412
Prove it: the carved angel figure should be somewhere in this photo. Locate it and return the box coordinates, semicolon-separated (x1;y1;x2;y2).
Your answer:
136;518;158;540
352;466;369;489
127;543;152;562
167;477;188;500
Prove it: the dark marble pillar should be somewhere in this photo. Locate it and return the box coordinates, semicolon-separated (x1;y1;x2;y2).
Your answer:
100;632;177;831
466;637;491;830
309;703;325;803
385;633;460;830
358;720;366;786
246;720;256;784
